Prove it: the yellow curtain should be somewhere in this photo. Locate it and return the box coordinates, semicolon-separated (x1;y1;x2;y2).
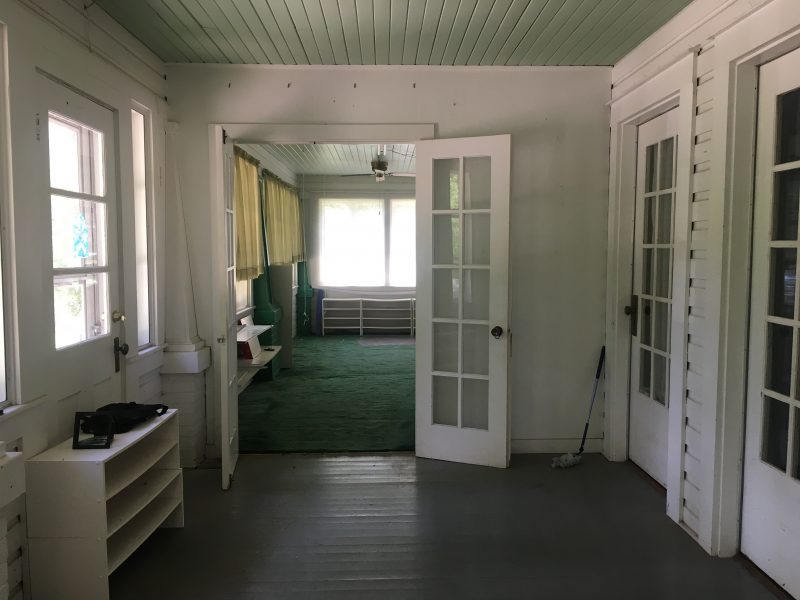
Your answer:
234;151;264;280
263;174;305;265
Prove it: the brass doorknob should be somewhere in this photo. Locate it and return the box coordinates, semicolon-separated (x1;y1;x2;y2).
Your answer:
111;310;126;323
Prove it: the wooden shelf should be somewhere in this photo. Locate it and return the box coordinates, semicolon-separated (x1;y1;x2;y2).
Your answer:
322;297;416;336
238;345;281;368
107;494;182;574
106;469;181;536
105;439;177;500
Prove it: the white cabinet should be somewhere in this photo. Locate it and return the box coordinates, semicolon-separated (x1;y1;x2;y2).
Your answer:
322;298;416;336
26;410;184;600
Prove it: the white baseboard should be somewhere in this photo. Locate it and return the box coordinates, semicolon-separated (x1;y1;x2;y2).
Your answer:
511;438;604;454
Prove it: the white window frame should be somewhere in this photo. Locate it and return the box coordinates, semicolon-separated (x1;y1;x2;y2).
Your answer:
0;23;16;407
131;102;157;352
318;196;416;289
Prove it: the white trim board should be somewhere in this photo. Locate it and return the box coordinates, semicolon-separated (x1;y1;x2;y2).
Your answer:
611;0;773;102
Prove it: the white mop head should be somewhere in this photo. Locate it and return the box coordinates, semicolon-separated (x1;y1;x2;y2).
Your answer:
552;453;582;469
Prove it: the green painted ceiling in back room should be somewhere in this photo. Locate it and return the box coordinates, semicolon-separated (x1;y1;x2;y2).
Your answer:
94;0;694;66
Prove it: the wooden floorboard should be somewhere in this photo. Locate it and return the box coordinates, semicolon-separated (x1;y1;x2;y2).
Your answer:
110;453;779;599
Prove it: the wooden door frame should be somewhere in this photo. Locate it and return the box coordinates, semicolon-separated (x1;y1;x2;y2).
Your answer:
206;123;434;456
606;53;695;527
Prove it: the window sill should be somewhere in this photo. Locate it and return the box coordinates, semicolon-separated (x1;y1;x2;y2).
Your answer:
0;395;47;425
126;344;165;364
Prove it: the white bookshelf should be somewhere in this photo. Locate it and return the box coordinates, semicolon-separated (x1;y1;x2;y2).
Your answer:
236;316;281;392
322;297;416;336
26;410;184;600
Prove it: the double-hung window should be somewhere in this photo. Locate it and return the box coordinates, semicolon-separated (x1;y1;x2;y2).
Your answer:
319;197;415;287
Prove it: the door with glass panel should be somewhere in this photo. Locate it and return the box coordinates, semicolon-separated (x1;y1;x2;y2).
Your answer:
415;135;510;468
219;139;239;490
41;76;123;404
741;50;800;598
629;109;678;486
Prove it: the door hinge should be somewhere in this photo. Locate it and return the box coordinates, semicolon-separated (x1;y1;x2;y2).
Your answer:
222;128;228;145
35;113;41;141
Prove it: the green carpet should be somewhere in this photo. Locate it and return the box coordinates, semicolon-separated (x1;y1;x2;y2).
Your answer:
239;335;415;453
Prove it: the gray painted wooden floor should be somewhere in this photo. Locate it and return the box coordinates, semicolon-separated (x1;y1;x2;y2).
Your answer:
110;454;777;599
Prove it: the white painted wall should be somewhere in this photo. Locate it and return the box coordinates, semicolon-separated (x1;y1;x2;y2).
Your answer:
608;0;800;558
165;64;611;455
0;0;166;457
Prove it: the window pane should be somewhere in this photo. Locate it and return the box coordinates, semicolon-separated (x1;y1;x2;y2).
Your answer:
644;144;657;193
774;169;800;241
319;199;385;286
639;349;651;395
389;199;415;287
51;195;107;269
765;323;793;396
643;197;655;244
433;215;460;265
432;376;458;426
48;116;81;193
762;396;789;472
54;272;109;349
657;194;672;244
464;157;491;209
434;159;459;210
48;113;105;196
770;248;797;319
132;110;152;347
777;88;800;165
653;353;668;406
659;137;675;190
462;269;489;321
462;378;489;430
433;322;458;373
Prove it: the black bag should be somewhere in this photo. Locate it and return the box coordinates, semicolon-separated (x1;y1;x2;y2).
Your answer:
80;402;168;435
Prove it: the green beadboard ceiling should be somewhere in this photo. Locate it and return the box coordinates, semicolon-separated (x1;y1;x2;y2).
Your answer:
94;0;694;66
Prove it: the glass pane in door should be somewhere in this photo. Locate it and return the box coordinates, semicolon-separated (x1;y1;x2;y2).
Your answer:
777;88;800;164
762;396;790;471
433;376;458;426
53;273;109;348
462;378;489;430
464;157;491;209
769;248;797;318
434;159;459;210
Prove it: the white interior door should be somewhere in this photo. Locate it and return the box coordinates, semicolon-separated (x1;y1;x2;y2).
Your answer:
629;109;678;486
39;76;124;408
741;49;800;597
219;138;239;490
415;135;510;468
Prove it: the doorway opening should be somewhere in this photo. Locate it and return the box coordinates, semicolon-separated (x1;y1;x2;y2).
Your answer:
235;142;418;453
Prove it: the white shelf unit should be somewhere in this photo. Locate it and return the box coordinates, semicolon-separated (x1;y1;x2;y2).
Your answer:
236;316;281;392
322;297;416;336
25;410;184;600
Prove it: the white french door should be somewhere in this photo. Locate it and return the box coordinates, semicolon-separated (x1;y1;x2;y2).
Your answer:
219;137;239;490
741;49;800;597
39;75;124;407
629;109;678;486
415;135;510;468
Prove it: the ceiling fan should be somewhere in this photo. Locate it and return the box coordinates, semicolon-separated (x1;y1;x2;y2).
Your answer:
340;146;416;182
